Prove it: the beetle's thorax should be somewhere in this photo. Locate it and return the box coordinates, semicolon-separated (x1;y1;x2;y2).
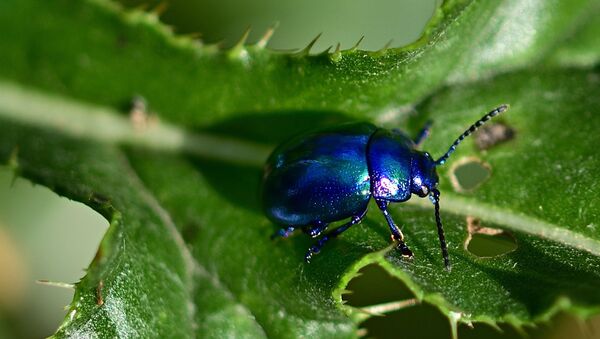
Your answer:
410;152;439;197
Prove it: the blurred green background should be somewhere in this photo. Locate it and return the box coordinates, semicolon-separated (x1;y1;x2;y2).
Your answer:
0;0;598;338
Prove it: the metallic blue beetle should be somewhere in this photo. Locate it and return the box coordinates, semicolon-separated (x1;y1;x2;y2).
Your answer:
263;105;508;270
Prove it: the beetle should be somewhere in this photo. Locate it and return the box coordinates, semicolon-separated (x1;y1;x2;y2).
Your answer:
262;105;508;270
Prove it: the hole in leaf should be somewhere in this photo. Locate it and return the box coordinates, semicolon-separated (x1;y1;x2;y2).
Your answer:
474;122;515;150
343;264;451;338
343;264;414;307
464;217;517;258
449;157;491;192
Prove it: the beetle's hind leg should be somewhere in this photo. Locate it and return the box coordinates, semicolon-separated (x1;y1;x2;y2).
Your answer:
270;225;298;240
305;210;368;262
376;200;414;258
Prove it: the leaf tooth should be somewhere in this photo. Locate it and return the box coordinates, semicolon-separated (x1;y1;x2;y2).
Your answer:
317;45;333;57
373;39;393;57
151;1;169;17
298;33;322;56
349;36;365;52
446;312;478;339
329;43;342;63
382;39;393;50
448;311;462;339
256;22;278;49
485;320;502;332
504;316;527;337
236;26;252;48
180;32;204;48
338;288;353;295
228;27;251;60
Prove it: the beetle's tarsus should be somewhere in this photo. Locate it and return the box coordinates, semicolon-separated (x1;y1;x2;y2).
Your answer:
396;241;414;258
305;237;327;262
444;260;452;272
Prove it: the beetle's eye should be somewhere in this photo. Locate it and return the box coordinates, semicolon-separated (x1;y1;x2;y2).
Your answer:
421;185;430;196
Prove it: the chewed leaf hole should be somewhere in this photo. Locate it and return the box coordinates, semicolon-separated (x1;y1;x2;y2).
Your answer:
343;264;452;338
449;157;491;192
464;217;517;257
343;264;414;308
467;233;518;257
474;122;515;150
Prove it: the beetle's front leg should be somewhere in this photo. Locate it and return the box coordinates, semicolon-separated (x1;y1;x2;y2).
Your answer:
376;199;413;257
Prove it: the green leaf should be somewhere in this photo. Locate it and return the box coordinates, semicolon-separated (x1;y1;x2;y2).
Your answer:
1;0;599;337
0;0;597;124
444;0;600;83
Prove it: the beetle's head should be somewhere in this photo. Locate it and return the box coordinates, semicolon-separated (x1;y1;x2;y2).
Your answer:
411;152;439;198
409;105;509;271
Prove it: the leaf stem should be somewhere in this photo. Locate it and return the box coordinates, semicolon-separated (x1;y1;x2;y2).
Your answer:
405;194;600;256
0;81;271;167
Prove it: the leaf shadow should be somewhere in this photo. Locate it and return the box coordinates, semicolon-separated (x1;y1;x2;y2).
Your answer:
186;110;354;212
202;110;355;144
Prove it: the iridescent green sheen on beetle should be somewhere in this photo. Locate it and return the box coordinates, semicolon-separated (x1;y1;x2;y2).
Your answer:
262;105;509;270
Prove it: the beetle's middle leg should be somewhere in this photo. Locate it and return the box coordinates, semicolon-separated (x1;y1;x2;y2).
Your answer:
305;209;367;262
414;120;433;147
376;199;414;257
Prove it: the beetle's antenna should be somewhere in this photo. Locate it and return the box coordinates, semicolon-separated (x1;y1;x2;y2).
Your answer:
431;188;451;270
435;104;509;165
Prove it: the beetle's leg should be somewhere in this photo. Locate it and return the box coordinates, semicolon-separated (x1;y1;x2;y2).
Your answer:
376;200;414;257
305;210;367;262
270;225;297;240
414;120;433;147
304;220;329;238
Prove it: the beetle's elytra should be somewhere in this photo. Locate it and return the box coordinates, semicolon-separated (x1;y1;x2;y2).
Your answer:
262;105;509;270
